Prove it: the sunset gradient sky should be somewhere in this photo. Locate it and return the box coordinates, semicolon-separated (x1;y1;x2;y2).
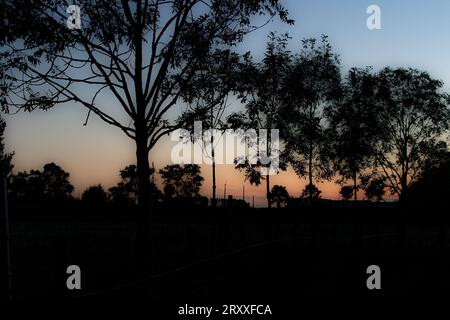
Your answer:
4;0;450;206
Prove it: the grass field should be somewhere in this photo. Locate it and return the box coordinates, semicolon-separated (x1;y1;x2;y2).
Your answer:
5;206;450;300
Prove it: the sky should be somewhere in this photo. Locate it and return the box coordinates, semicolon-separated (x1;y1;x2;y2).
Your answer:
4;0;450;206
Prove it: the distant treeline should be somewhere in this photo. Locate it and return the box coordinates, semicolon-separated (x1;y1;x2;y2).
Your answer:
3;161;211;209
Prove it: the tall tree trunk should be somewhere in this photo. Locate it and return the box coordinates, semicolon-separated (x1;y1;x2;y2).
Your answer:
135;129;152;209
134;121;152;282
400;174;408;205
353;171;358;202
211;133;217;207
308;141;313;204
133;2;152;290
400;138;409;205
266;132;272;208
308;107;314;204
134;0;149;210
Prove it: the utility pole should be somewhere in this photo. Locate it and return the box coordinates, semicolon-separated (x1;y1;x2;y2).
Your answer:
0;176;12;300
224;183;227;200
253;195;255;208
242;185;245;201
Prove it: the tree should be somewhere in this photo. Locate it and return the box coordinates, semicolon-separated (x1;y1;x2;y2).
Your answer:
408;149;450;209
0;115;13;178
109;164;160;205
41;162;74;199
282;35;341;203
9;162;74;202
340;185;354;201
300;183;321;200
270;185;289;208
181;50;241;207
108;182;135;207
229;32;291;208
328;67;379;201
1;0;293;209
81;184;108;206
8;171;42;201
117;165;141;204
364;177;386;202
159;164;203;198
374;68;450;203
163;184;176;200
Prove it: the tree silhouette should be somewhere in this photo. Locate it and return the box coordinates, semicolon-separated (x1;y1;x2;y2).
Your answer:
270;185;289;208
109;164;160;205
9;162;74;203
81;184;108;207
408;147;450;208
328;68;379;201
1;0;293;209
282;36;341;203
163;184;176;201
364;177;386;202
374;68;450;203
159;164;203;198
119;165;141;202
180;50;241;207
41;163;74;199
229;32;291;208
8;171;40;202
0;116;13;179
108;182;135;207
339;185;354;201
300;183;321;200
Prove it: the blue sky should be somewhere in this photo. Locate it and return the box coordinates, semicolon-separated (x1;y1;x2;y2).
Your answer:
4;0;450;204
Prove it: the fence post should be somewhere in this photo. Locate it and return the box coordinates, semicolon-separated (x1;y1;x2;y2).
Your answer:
0;176;12;300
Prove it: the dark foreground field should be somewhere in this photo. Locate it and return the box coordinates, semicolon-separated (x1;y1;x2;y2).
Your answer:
3;206;450;303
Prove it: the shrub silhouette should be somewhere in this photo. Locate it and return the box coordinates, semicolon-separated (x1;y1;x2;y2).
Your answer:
81;185;108;207
340;185;354;201
364;177;386;202
270;185;290;208
301;183;322;200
